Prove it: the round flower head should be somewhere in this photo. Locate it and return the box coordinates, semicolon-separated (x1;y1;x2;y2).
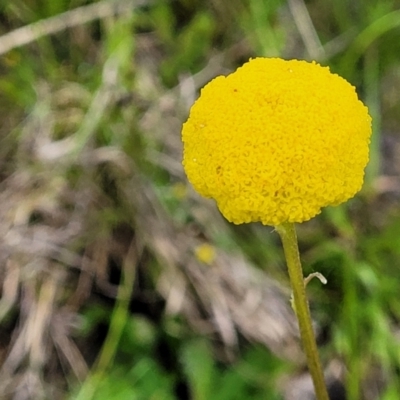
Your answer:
182;58;372;226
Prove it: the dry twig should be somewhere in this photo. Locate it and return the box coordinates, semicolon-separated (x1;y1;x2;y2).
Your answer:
0;0;149;56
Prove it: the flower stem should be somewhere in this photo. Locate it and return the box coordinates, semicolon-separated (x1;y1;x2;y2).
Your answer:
275;222;329;400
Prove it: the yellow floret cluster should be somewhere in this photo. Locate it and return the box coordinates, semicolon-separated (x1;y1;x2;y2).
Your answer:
182;57;372;226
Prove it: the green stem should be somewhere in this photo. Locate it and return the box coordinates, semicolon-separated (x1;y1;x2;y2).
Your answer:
275;222;329;400
74;243;137;400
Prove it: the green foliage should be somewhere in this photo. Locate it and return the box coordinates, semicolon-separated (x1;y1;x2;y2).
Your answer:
301;206;400;399
161;11;216;86
240;0;286;56
72;310;286;400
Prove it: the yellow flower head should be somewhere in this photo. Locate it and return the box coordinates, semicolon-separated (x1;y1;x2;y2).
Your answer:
182;58;372;226
194;243;216;264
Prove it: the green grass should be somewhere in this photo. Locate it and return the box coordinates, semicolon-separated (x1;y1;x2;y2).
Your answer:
0;0;400;399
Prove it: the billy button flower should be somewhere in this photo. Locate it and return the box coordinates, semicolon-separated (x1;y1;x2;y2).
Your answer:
182;57;371;226
181;58;372;400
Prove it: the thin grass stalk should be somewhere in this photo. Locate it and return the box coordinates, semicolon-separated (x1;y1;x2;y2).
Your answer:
74;242;137;400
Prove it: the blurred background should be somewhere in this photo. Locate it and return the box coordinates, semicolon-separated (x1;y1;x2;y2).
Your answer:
0;0;400;399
